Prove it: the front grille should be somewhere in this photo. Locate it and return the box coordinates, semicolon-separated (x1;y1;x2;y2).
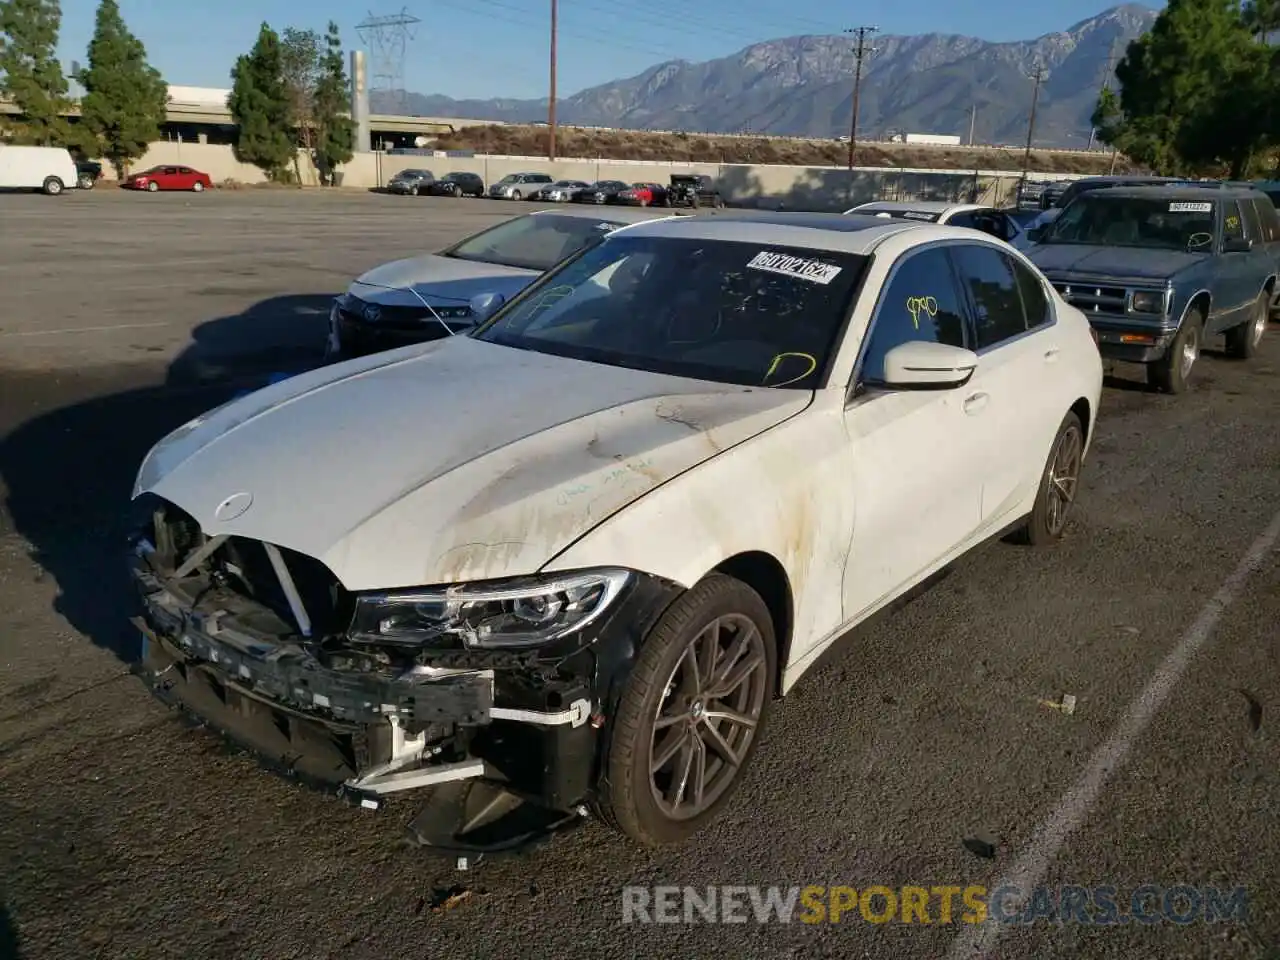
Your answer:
1050;280;1128;316
338;297;470;331
138;494;354;638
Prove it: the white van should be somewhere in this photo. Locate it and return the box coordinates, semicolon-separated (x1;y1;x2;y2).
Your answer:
0;145;79;195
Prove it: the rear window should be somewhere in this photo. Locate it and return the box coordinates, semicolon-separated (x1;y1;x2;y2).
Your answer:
855;207;941;222
443;212;626;271
1253;197;1280;242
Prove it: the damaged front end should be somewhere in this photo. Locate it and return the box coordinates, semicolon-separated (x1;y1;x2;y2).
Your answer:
127;494;679;855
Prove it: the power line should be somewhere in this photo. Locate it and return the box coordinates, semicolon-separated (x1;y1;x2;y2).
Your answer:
843;25;877;199
549;0;557;160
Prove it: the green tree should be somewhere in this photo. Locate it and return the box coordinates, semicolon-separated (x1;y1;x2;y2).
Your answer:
1095;0;1264;177
75;0;167;176
227;22;294;181
312;21;354;185
1242;0;1280;41
0;0;72;145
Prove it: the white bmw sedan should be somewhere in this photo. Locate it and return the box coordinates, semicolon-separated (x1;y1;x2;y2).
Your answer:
128;212;1103;851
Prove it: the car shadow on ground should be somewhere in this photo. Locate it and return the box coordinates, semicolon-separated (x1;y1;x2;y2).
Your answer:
0;898;21;960
0;294;334;666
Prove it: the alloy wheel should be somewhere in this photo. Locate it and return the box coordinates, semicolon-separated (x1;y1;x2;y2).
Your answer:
1253;299;1267;347
648;613;768;821
1180;324;1200;381
1045;424;1083;537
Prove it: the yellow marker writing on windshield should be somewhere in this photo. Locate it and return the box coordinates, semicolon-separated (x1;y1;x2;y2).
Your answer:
906;296;938;330
763;352;818;387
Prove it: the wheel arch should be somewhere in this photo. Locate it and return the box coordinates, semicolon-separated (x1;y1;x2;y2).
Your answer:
1069;396;1093;448
1180;288;1212;327
713;550;794;699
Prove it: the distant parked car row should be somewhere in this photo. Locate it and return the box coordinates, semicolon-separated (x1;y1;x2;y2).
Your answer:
383;168;727;208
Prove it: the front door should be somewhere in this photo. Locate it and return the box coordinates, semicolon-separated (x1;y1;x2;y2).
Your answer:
840;245;987;621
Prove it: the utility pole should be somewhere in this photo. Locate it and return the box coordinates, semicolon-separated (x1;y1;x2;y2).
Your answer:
1087;37;1119;150
1020;64;1046;194
548;0;558;161
967;103;976;146
843;25;878;202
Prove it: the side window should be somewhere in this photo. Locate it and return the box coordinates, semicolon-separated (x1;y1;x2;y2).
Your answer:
859;248;969;384
949;243;1028;349
1008;256;1051;329
947;211;976;230
1223;202;1244;242
971;211;1010;241
1253;198;1280;242
1240;198;1263;242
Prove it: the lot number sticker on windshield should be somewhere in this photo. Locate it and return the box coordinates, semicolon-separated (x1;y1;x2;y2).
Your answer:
1169;202;1212;213
746;251;843;284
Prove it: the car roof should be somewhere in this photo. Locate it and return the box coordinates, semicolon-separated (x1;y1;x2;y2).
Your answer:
852;200;981;214
529;206;682;224
605;211;966;254
1080;184;1266;201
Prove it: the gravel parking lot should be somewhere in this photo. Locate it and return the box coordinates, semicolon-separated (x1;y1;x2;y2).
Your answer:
1;188;1278;960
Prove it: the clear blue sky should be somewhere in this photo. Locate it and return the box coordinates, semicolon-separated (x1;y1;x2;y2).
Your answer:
56;0;1150;101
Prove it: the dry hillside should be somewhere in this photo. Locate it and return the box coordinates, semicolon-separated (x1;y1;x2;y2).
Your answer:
432;125;1140;175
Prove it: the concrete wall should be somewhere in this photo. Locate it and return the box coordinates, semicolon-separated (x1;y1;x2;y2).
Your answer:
106;141;1085;210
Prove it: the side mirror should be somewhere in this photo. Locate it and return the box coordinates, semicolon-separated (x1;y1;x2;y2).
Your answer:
1222;236;1252;253
469;292;505;320
1026;227;1044;243
879;341;978;390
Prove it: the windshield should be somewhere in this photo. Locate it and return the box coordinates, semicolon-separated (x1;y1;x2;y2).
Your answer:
1041;195;1217;251
442;213;625;271
472;235;867;389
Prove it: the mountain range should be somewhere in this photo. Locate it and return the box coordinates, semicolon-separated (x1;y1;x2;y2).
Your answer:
370;3;1159;148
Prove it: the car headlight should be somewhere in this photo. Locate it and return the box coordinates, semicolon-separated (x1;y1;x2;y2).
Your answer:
1130;290;1168;314
350;568;633;649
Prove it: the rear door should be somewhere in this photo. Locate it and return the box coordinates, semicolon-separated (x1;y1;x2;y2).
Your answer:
947;241;1062;526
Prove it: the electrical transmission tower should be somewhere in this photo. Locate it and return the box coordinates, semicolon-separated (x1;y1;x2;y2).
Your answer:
356;9;421;115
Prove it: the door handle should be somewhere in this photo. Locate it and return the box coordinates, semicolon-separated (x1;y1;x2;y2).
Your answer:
1044;347;1061;363
962;391;989;414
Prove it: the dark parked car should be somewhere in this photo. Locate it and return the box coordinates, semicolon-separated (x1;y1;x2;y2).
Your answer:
76;159;102;190
668;173;724;208
1026;185;1280;393
1040;175;1194;212
568;180;630;204
387;168;434;195
426;171;485;197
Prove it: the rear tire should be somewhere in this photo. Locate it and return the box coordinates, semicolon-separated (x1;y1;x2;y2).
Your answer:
192;181;204;193
1011;411;1085;547
1149;306;1203;394
1224;291;1268;360
595;573;776;847
42;176;64;196
78;175;95;190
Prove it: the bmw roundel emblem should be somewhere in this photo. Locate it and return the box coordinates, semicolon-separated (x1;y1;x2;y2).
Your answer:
363;303;381;322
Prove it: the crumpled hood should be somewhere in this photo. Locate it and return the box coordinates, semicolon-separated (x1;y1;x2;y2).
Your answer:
352;253;539;300
1028;243;1207;280
136;336;810;591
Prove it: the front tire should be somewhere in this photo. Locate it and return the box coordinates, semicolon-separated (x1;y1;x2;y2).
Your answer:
511;189;522;200
1224;291;1268;360
147;180;159;192
596;573;776;847
1149;306;1203;394
1011;410;1085;546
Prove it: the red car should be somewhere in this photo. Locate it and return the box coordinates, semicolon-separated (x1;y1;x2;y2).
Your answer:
611;183;654;206
123;165;213;193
